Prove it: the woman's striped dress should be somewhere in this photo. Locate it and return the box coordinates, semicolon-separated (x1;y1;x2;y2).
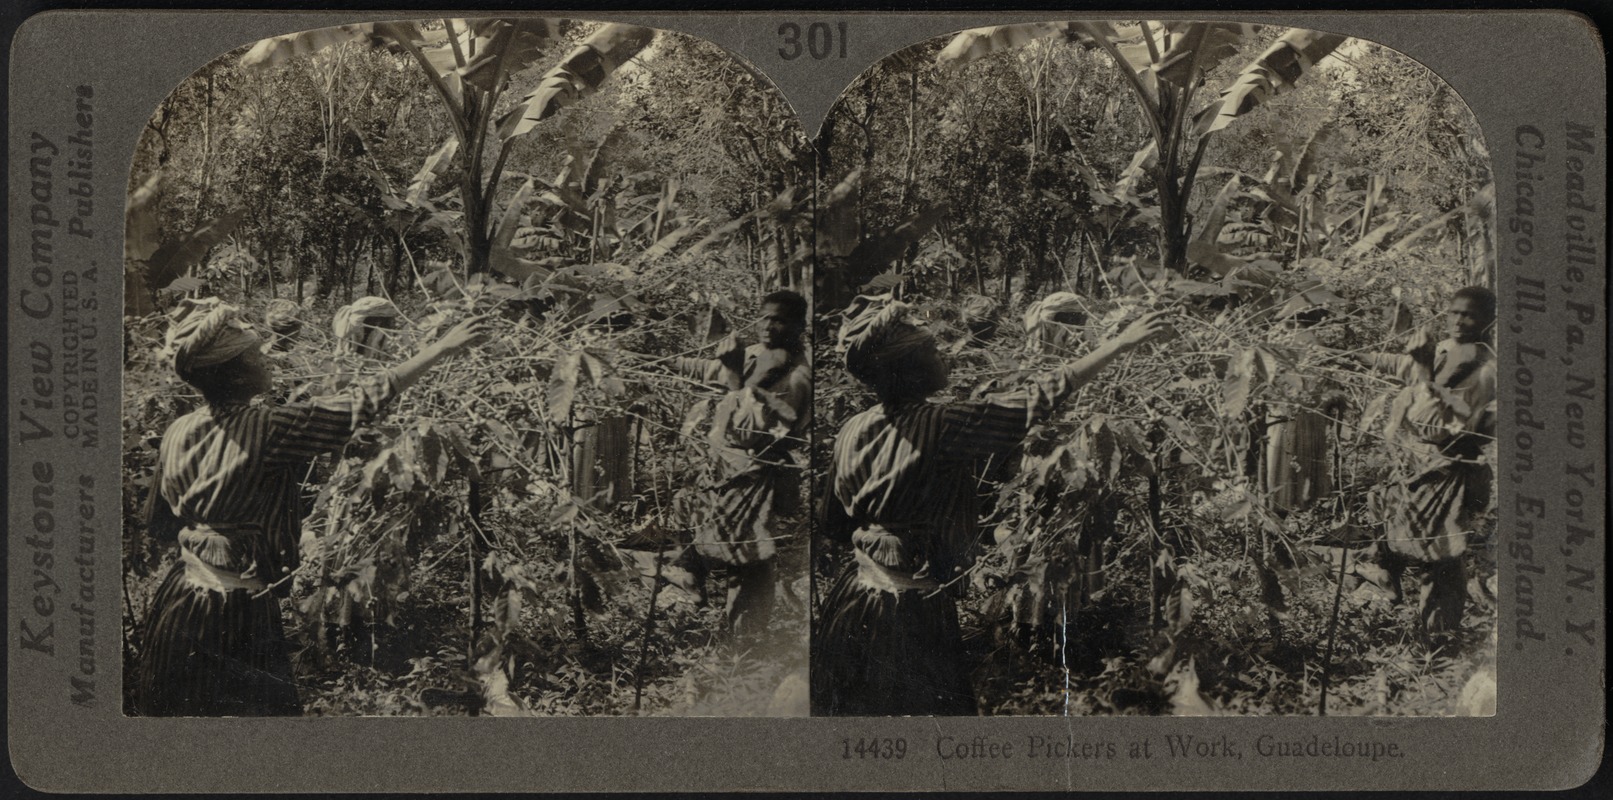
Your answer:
811;366;1087;716
135;373;398;716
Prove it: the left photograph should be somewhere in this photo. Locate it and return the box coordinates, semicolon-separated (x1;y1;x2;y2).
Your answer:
120;18;814;717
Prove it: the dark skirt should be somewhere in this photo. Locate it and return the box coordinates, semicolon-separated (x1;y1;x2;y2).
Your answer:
1384;460;1492;562
695;466;780;566
135;560;301;716
810;567;976;716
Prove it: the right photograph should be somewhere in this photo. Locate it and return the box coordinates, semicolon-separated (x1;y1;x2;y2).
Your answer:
810;21;1497;717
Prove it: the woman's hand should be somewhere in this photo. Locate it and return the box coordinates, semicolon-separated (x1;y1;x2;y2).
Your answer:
1062;309;1178;396
392;315;494;392
432;315;494;358
1115;310;1176;350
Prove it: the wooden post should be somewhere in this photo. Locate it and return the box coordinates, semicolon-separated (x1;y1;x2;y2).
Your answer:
631;546;664;713
466;489;484;716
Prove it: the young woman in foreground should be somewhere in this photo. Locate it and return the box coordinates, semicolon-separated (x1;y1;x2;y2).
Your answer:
812;294;1172;716
137;298;489;716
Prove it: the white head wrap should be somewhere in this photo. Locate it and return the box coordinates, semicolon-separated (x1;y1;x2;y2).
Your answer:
1022;291;1092;353
333;296;400;355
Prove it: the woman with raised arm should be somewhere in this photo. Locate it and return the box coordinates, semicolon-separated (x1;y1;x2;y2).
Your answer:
812;294;1173;716
136;298;490;716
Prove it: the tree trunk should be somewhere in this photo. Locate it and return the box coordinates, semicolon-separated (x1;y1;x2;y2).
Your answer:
200;72;214;199
898;69;919;208
766;218;788;289
967;240;978;293
816;114;836;174
999;248;1011;306
265;244;277;300
1158;182;1189;274
464;204;490;275
390;238;404;296
458;104;491;277
321;232;339;299
1071;232;1085;293
1031;226;1049;296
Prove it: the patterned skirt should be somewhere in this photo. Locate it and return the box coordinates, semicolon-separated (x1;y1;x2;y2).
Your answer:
135;560;300;716
1378;459;1493;563
810;562;976;716
694;466;782;566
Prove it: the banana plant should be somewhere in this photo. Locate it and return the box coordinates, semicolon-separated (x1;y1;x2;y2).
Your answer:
1186;127;1349;272
1192;135;1496;279
813;167;947;310
939;22;1346;275
241;19;655;278
124;172;248;314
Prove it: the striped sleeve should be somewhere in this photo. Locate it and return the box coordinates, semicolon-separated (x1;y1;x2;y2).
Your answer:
937;402;1030;461
830;409;903;517
263;370;400;465
157;411;230;511
938;363;1085;460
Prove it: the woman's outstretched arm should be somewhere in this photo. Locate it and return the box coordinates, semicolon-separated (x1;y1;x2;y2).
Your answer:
392;315;495;392
265;315;493;464
1058;310;1176;394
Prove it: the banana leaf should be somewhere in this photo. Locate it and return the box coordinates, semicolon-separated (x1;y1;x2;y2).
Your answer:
238;23;384;70
1191;29;1346;138
496;24;654;141
1153;23;1258;86
934;23;1064;66
815;168;863;259
124;172;162;266
634;220;704;265
456;19;560;92
143;208;248;292
490;179;550;280
1386;183;1495;255
405;138;459;207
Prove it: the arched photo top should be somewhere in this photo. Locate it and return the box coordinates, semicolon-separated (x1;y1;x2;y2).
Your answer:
809;20;1498;720
120;16;816;720
124;17;811;317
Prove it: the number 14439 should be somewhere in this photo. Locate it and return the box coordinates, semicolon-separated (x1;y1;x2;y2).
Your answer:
842;738;907;760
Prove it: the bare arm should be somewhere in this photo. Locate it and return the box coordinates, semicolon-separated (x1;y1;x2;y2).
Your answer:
1060;310;1175;392
263;315;494;465
392;315;494;392
941;310;1177;461
1350;330;1433;380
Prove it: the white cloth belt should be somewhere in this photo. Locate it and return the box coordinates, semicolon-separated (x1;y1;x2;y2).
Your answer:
181;548;268;594
853;547;941;594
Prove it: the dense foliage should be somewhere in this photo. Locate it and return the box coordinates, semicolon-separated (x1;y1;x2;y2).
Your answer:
122;19;1499;718
123;21;810;716
811;24;1496;716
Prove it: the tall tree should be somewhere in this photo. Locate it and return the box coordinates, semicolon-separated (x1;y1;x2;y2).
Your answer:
939;22;1345;275
241;19;654;279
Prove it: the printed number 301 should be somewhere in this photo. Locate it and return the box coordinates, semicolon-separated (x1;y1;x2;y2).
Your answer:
778;21;849;60
842;738;907;759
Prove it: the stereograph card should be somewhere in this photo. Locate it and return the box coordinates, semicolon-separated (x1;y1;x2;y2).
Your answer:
4;5;1606;793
